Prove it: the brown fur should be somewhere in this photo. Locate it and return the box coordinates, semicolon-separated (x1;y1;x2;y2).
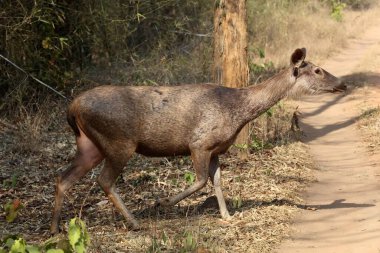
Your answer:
50;48;345;234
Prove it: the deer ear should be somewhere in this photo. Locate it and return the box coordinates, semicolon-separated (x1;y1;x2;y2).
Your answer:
291;48;306;67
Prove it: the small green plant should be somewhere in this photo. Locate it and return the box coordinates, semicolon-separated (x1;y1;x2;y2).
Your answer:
248;47;274;75
0;218;89;253
2;174;19;189
265;107;274;117
4;199;23;223
180;232;197;253
147;231;169;253
234;143;248;150
68;218;90;253
170;178;179;187
330;0;346;21
250;136;264;151
0;236;42;253
232;196;242;209
249;61;274;75
184;171;195;185
147;230;198;253
264;167;273;176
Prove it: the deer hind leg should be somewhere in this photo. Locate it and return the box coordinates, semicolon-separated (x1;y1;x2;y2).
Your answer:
209;156;231;220
157;150;210;206
97;157;139;230
51;130;104;234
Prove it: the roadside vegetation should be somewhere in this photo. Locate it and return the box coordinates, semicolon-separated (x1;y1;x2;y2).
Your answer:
345;30;380;156
358;107;380;154
1;0;379;252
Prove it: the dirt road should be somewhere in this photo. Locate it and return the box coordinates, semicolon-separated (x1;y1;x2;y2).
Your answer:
277;25;380;252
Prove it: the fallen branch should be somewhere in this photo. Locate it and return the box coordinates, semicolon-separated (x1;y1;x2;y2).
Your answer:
0;54;67;99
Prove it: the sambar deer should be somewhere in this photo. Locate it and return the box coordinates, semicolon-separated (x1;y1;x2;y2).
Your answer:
51;48;345;234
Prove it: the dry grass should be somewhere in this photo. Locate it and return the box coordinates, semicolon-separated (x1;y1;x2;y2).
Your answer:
357;107;380;153
10;109;46;154
83;40;214;87
345;23;380;155
88;142;314;253
249;0;380;67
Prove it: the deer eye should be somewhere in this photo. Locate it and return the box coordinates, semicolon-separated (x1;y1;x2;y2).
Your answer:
314;68;322;75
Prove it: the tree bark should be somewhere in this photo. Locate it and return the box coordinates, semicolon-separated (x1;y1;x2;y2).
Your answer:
213;0;249;159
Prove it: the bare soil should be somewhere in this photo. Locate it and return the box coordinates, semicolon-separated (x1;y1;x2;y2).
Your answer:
278;21;380;252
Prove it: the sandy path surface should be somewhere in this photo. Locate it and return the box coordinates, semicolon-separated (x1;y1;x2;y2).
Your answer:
277;24;380;252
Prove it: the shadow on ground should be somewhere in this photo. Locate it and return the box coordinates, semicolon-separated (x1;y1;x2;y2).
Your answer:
135;196;375;221
292;71;380;142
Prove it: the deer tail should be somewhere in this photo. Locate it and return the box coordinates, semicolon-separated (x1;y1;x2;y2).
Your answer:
67;112;81;137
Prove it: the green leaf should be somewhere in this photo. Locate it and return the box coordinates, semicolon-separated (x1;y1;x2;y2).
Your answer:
10;238;26;253
184;172;195;185
161;231;168;244
258;48;265;58
5;199;23;222
5;238;15;248
232;196;242;208
266;107;273;117
68;224;80;248
26;245;40;253
5;211;17;222
44;236;71;252
75;243;85;253
81;226;90;247
46;249;64;253
234;143;248;150
183;232;196;251
11;174;19;188
67;218;89;252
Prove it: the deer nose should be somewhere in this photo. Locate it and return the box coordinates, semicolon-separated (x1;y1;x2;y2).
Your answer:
333;80;347;92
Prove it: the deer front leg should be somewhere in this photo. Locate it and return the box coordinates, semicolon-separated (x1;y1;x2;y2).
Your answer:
209;156;231;220
157;150;210;206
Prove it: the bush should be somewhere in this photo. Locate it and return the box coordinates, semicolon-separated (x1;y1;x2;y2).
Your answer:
0;217;89;253
0;0;213;113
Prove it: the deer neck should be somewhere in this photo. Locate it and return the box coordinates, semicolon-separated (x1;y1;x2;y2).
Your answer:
240;68;295;123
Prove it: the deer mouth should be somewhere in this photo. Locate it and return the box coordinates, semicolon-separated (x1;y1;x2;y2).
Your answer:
321;83;347;93
332;83;347;93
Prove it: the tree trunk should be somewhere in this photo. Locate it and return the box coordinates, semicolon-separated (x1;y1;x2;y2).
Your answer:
213;0;249;159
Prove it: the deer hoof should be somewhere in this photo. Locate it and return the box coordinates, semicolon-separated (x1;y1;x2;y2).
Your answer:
50;228;60;236
222;213;232;221
50;224;61;236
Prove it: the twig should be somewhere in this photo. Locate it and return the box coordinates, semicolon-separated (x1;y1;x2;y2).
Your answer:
0;119;18;131
0;54;67;99
79;182;97;219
